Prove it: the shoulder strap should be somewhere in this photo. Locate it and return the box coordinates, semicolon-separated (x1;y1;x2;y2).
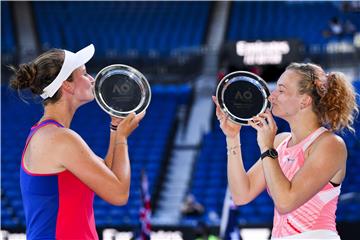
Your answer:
26;119;64;144
276;133;292;151
21;119;65;173
36;119;64;128
302;127;328;152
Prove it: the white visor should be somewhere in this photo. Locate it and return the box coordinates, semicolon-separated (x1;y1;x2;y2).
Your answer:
40;44;95;99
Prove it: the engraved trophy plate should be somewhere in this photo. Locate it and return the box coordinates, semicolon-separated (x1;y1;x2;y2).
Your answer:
216;71;271;125
94;64;151;118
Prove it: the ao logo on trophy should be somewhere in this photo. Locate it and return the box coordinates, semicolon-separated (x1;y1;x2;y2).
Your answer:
113;81;132;95
216;71;271;125
93;64;151;118
235;89;253;102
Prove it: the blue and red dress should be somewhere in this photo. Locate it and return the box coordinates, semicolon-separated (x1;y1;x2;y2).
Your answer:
20;119;98;239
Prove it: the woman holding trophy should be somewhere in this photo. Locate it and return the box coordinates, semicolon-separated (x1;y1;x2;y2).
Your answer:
214;63;358;239
10;44;147;239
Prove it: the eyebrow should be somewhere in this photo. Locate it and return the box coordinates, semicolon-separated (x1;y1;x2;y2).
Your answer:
277;83;287;88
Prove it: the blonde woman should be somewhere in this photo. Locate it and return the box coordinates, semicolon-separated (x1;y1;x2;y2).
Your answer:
213;63;358;239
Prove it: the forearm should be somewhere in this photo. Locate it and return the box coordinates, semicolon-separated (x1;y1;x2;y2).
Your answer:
104;130;116;168
227;135;251;204
261;155;292;212
111;136;131;194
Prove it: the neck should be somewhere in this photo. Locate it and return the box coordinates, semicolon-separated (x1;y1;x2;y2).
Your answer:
40;100;76;128
288;111;321;145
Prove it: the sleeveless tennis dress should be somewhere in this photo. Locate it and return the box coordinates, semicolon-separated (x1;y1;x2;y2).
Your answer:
271;127;341;240
20;119;98;239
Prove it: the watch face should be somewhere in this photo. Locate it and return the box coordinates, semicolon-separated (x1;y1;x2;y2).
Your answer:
269;149;278;158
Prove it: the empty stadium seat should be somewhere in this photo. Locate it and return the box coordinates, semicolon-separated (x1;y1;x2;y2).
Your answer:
32;2;210;57
1;1;16;55
227;1;360;51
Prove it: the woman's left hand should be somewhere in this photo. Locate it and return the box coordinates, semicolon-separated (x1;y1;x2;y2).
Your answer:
248;109;278;152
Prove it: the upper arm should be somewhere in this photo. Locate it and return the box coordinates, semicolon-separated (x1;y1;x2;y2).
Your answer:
285;134;346;211
53;129;128;205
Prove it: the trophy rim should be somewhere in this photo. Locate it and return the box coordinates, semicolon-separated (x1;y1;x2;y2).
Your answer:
93;64;151;118
216;71;271;125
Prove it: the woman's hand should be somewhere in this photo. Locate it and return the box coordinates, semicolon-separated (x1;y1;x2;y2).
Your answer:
116;111;146;139
248;109;277;152
212;96;241;138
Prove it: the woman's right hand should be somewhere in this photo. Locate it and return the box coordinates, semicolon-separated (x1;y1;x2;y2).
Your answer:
116;111;146;139
212;96;241;138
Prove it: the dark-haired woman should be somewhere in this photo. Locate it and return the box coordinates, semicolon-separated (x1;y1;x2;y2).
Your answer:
10;44;145;239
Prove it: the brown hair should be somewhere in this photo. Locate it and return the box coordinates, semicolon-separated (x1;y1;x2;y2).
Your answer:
286;62;358;133
9;49;73;105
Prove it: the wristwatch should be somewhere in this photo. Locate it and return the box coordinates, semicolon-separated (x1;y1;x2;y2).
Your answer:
261;148;278;160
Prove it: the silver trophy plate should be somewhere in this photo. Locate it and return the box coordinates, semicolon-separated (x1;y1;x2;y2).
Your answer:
216;71;271;125
93;64;151;118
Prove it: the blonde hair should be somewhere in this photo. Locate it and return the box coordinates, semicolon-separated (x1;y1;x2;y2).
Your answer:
286;62;358;133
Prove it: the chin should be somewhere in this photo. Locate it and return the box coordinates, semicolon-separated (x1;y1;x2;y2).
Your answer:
87;96;95;102
270;106;278;116
87;92;95;101
78;98;94;108
79;95;95;105
271;107;284;118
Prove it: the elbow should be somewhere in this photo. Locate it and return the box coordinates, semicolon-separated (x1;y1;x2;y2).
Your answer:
110;192;129;206
274;200;294;214
107;185;130;206
232;195;251;206
275;205;291;215
100;179;130;205
109;180;130;206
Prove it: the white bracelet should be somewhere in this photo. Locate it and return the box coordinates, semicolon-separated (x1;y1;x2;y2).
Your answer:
227;144;241;155
115;141;128;146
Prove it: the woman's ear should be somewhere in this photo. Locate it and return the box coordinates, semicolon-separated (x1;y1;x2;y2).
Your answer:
61;80;75;95
300;95;312;109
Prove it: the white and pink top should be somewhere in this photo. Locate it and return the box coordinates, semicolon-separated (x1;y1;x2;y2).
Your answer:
271;127;341;238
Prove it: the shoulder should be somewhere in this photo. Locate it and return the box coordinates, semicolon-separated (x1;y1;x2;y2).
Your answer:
312;131;347;154
38;126;86;151
306;130;347;168
42;127;93;166
274;132;291;148
28;125;88;169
